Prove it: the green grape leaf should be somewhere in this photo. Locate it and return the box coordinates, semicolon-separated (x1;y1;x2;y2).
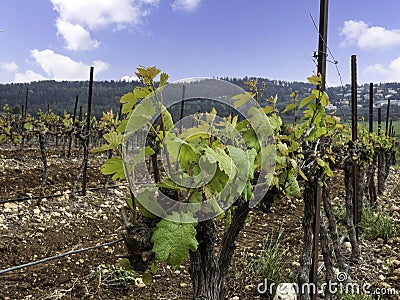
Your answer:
227;145;252;180
24;122;33;131
117;119;128;133
261;105;274;114
288;141;301;152
125;98;156;134
280;170;301;197
286;173;301;197
242;128;258;149
319;91;330;107
188;191;203;203
314;127;328;140
294;126;304;139
268;114;282;131
277;142;289;156
136;66;161;81
179;142;201;172
325;165;333;177
104;130;123;148
91;143;114;153
204;147;234;177
161;106;173;131
307;74;322;85
299;91;317;109
207;166;229;194
101;157;126;180
316;157;326;167
282;102;296;113
120;88;147;114
151;212;198;267
160;73;169;87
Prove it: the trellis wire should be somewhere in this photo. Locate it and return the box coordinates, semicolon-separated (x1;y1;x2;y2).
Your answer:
0;238;124;275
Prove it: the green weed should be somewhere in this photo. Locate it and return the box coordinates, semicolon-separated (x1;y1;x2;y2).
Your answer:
361;206;399;241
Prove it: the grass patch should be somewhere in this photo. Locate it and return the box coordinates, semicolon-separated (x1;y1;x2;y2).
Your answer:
240;228;293;290
333;205;347;225
88;260;142;288
361;206;399;241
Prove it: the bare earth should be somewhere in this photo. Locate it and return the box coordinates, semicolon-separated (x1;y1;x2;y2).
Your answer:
0;146;399;299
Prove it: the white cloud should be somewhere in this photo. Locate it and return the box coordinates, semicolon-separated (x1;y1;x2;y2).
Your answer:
50;0;159;51
2;62;18;72
171;0;201;11
340;20;400;51
15;49;109;82
56;19;100;51
121;75;139;82
14;70;47;83
364;56;400;82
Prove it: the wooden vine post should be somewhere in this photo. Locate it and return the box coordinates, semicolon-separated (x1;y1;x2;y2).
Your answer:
82;66;94;196
367;83;377;207
369;83;373;134
385;99;391;135
305;0;327;299
351;55;360;239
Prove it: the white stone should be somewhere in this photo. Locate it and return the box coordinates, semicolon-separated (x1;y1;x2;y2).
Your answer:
4;202;18;210
391;260;400;267
391;205;400;211
244;285;253;292
291;261;300;267
343;242;352;251
134;277;146;288
114;189;124;197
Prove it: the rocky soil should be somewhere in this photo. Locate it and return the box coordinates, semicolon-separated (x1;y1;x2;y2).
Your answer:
0;145;399;299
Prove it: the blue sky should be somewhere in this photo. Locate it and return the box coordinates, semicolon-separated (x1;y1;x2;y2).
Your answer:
1;0;400;86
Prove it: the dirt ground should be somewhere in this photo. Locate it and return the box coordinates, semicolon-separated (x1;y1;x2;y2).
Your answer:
0;145;400;300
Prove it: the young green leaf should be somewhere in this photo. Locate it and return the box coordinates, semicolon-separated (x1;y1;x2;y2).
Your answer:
299;91;318;109
307;74;322;85
151;212;198;267
160;73;169;87
101;157;126;180
268;114;282;131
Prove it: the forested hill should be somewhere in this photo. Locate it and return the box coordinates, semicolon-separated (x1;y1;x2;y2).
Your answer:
1;78;400;121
